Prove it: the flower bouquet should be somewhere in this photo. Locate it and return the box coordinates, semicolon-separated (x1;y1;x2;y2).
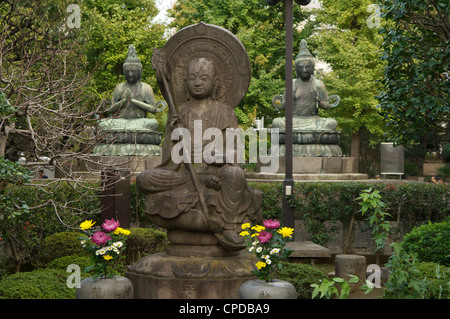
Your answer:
239;219;294;282
79;218;130;279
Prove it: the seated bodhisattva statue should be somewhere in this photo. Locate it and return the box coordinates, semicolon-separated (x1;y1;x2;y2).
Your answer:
94;45;166;156
272;39;342;157
136;23;262;255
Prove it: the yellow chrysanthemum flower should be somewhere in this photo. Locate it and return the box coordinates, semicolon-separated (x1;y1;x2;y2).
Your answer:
241;223;251;230
79;220;95;230
103;255;113;261
251;225;265;232
114;227;130;235
239;231;250;236
277;227;294;237
255;261;267;269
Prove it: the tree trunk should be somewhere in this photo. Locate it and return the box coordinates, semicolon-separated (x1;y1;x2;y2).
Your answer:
351;130;360;172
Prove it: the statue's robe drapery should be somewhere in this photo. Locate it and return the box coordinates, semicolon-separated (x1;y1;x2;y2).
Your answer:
136;100;262;232
99;82;159;132
273;77;337;131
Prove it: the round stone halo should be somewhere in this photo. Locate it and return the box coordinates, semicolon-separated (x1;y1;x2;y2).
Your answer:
160;22;251;109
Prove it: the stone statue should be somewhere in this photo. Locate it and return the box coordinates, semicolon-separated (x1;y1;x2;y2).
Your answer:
135;22;262;255
93;44;166;156
272;39;342;157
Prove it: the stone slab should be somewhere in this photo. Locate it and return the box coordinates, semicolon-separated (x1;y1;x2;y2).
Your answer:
256;156;359;174
245;172;369;182
423;162;446;176
286;241;331;258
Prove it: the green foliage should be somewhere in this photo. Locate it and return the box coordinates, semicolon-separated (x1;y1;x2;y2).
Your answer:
415;262;450;299
41;232;89;265
277;262;327;299
382;243;450;299
81;0;167;102
249;181;449;245
0;157;32;191
124;227;168;263
46;255;92;273
357;188;392;253
400;220;450;266
311;275;360;299
382;243;429;299
309;0;387;141
404;161;419;176
0;181;100;272
376;0;449;146
0;269;76;299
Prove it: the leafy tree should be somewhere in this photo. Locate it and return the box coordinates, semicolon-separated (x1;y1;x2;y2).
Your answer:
168;0;310;128
376;0;449;149
304;0;387;169
81;0;167;101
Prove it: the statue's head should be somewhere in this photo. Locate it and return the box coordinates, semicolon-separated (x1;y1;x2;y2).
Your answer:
295;40;315;80
185;57;220;100
123;44;143;84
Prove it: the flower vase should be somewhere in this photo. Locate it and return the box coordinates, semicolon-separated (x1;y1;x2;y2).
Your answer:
238;279;297;299
76;276;134;299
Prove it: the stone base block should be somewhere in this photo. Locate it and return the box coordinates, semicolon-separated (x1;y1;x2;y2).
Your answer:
257;156;358;174
279;144;343;157
126;252;256;299
78;155;161;173
335;254;366;291
92;143;162;156
286;241;331;259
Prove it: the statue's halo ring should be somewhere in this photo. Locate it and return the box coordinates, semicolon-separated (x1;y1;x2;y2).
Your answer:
160;22;251;109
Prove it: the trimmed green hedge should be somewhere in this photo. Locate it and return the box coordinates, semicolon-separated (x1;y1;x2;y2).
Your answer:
278;262;328;299
40;231;89;266
401;220;450;266
250;181;449;223
0;268;76;299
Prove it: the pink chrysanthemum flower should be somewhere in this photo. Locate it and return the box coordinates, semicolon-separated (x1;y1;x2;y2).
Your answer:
263;219;280;229
102;218;120;232
258;230;273;244
91;231;111;246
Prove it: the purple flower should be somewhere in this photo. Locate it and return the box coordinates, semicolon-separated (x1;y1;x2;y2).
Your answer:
258;230;273;244
102;218;120;232
263;219;280;229
91;231;111;246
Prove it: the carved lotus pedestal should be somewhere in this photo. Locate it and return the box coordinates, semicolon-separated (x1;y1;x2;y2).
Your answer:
125;231;256;299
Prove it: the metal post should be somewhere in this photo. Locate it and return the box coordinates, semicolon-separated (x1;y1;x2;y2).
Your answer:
282;0;295;232
265;0;311;232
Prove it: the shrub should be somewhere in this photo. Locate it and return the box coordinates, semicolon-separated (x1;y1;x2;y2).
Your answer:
40;231;88;265
0;269;76;299
416;262;450;299
46;255;92;272
382;243;429;299
401;220;450;266
124;227;168;263
248;181;449;246
277;262;328;299
404;161;419;176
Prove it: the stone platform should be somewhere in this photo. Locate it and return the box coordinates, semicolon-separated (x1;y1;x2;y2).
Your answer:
125;251;256;299
286;241;331;259
256;156;359;175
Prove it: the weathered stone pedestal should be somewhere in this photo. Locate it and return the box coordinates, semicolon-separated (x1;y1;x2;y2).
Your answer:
256;156;358;174
125;231;256;299
335;254;366;292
